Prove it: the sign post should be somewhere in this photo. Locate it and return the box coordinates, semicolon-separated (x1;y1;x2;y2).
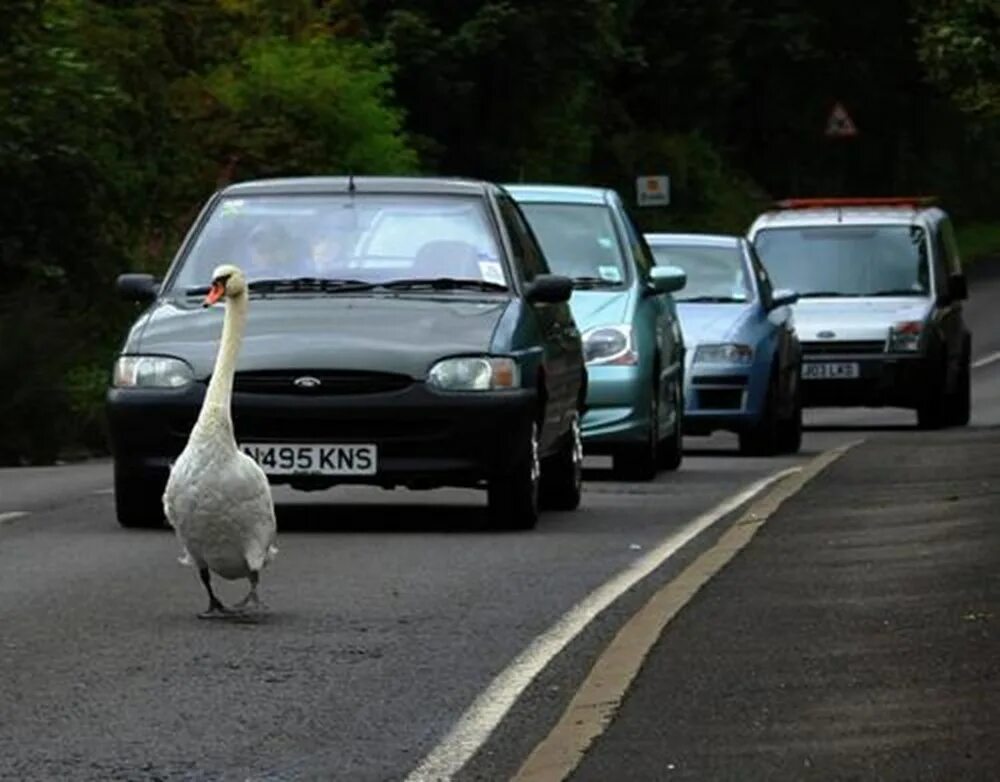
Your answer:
636;175;670;207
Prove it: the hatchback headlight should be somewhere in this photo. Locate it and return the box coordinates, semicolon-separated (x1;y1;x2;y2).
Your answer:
427;357;520;391
693;343;754;364
113;356;194;389
888;321;923;352
582;325;637;366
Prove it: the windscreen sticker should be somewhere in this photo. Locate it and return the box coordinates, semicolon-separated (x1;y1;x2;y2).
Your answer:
598;265;622;282
479;261;505;285
220;199;245;217
597;236;614;249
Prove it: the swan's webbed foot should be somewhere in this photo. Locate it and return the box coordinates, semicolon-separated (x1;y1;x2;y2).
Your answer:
196;568;233;619
232;571;261;613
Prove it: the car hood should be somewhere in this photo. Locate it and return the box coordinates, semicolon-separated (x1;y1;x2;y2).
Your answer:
676;303;753;347
792;297;932;341
568;289;632;331
132;295;511;379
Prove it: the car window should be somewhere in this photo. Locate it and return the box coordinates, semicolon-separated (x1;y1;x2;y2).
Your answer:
746;243;774;306
516;202;628;287
167;193;508;290
496;195;548;282
618;205;654;276
753;225;930;297
649;242;752;303
939;217;963;275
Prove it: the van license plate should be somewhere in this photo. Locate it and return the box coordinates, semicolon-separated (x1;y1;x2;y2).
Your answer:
802;362;860;380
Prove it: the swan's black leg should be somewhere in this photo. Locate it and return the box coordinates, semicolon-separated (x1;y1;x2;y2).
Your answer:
197;568;230;619
233;571;260;611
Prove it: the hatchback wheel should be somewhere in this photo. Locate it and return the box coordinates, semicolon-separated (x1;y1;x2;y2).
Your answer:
657;380;684;471
488;421;540;529
613;390;659;481
540;412;583;511
739;370;780;456
115;464;167;529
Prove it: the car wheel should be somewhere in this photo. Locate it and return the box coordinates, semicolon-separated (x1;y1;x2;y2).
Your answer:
946;341;971;427
739;369;780;456
540;411;583;511
114;464;167;529
916;357;949;430
613;389;659;481
775;376;803;454
488;421;540;530
657;379;684;471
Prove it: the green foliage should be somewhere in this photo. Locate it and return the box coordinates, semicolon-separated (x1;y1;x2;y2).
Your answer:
956;221;1000;263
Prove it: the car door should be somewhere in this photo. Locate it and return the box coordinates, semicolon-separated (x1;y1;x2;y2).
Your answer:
495;193;581;451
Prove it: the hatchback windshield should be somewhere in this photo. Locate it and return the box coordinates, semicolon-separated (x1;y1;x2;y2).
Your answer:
168;194;507;291
516;203;628;286
753;225;929;297
650;243;751;302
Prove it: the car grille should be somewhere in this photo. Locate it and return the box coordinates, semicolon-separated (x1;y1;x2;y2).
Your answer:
696;389;744;410
232;370;413;396
801;340;885;355
169;413;449;442
692;374;749;387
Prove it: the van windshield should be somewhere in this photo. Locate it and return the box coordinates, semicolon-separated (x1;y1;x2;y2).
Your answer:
753;225;929;297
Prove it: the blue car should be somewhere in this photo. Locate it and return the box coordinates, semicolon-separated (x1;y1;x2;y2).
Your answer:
644;233;803;455
506;185;688;479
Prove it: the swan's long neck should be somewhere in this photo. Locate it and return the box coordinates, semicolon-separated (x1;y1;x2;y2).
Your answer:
193;293;248;440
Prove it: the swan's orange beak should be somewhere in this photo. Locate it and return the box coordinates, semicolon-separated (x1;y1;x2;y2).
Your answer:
203;281;225;307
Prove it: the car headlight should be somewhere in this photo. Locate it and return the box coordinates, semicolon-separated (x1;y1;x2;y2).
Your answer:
427;357;520;391
693;343;754;364
113;356;195;389
582;325;637;366
888;321;922;352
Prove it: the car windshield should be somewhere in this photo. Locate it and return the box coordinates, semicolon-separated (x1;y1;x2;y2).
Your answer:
649;243;751;302
753;225;929;297
167;193;508;293
516;203;628;287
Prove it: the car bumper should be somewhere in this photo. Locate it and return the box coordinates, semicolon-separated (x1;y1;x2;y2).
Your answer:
106;383;538;490
799;353;929;407
683;362;768;435
578;365;651;451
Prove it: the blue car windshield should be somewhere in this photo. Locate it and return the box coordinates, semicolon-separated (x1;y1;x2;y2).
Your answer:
650;244;751;302
517;203;628;287
753;225;929;297
166;194;508;292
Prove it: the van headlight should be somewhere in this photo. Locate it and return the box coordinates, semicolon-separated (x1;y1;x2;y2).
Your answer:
113;356;194;389
888;321;923;352
427;357;520;391
693;343;753;364
582;325;637;366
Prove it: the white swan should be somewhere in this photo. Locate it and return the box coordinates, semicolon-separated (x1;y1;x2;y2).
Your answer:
163;264;277;618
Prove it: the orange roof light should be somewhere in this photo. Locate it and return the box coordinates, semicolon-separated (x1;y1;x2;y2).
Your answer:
775;196;938;210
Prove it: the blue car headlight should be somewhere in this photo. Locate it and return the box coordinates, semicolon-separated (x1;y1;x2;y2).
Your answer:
582;325;638;366
427;356;520;391
693;343;753;364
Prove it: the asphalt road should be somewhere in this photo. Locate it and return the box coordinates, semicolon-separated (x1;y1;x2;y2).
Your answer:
1;261;998;781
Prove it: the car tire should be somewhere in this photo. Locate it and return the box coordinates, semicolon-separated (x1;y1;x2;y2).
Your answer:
946;340;971;427
657;379;684;471
114;465;167;529
540;411;583;511
613;389;659;481
916;356;949;430
775;377;803;454
739;369;780;456
488;421;541;530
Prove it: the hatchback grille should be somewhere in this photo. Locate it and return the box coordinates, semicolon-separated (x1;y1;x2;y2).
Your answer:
232;370;413;396
801;340;885;355
697;389;744;410
692;374;749;387
169;414;448;442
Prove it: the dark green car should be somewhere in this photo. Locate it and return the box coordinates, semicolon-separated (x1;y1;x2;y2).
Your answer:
108;177;586;530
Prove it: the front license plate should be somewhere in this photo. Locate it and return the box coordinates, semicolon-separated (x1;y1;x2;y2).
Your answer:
802;362;860;380
240;443;377;476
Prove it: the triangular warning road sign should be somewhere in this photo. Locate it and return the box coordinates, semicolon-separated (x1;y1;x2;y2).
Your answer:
825;102;858;138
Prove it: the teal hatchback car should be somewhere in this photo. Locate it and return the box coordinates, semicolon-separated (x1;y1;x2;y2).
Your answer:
506;185;687;479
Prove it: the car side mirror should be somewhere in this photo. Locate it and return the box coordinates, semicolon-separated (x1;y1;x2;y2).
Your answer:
647;265;687;295
116;273;160;303
770;288;799;309
948;273;968;302
525;274;573;304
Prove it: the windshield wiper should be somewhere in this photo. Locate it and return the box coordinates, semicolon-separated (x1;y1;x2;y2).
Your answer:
676;295;747;303
797;291;851;298
185;277;377;297
570;276;620;289
867;288;925;297
379;277;508;292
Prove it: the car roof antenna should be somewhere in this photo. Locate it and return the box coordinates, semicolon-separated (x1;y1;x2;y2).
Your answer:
347;171;356;194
